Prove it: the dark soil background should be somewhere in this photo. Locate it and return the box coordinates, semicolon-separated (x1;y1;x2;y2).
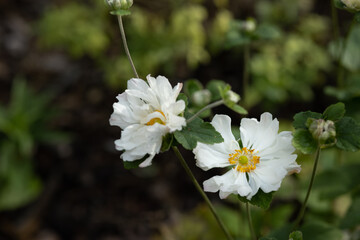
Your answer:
0;0;344;239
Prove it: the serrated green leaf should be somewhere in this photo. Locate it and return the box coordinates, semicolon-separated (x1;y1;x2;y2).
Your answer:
336;117;360;151
292;129;318;154
161;134;174;152
323;102;345;121
177;93;189;107
123;155;148;169
206;80;227;101
174;114;224;150
289;231;303;240
238;189;273;209
184;79;203;97
293;111;322;129
300;221;343;240
340;197;360;229
110;9;131;16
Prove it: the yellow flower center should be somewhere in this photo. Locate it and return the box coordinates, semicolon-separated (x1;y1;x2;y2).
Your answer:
146;110;166;126
228;147;260;172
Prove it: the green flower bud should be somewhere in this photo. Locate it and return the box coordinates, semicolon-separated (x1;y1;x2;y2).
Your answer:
106;0;133;10
226;90;240;103
192;89;211;106
341;0;360;12
308;118;336;147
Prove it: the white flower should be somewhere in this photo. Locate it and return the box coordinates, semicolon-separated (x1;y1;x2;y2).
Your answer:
193;113;301;200
110;75;186;167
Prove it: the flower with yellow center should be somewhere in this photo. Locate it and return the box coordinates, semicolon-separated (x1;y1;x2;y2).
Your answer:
193;113;301;200
110;75;186;167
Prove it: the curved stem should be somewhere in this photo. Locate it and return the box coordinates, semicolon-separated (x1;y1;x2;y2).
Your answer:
292;147;321;230
117;15;139;78
186;100;224;124
246;202;256;240
172;146;234;240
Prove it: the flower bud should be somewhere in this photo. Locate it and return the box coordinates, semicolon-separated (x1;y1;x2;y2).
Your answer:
192;89;211;106
341;0;360;12
227;90;240;103
308;119;336;147
105;0;133;10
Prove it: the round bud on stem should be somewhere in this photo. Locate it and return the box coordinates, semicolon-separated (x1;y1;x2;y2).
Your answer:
106;0;133;10
308;119;336;147
341;0;360;12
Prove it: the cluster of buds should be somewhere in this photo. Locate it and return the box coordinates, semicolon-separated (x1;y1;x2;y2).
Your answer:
105;0;133;10
307;118;336;147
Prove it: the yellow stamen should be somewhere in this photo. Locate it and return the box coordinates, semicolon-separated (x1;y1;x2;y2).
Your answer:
228;147;260;172
146;110;166;126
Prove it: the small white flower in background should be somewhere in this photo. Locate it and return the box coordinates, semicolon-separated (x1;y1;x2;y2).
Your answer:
341;0;360;11
110;75;186;167
193;113;301;200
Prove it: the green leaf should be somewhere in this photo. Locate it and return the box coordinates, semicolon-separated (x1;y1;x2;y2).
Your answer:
161;134;174;152
184;79;203;97
292;129;318;154
300;221;343;240
174;114;224;150
238;189;273;209
177;93;189;107
336;117;360;151
123;155;149;169
323;102;345;121
224;102;248;115
342;24;360;72
313;163;360;199
340;197;360;229
110;9;131;16
289;231;303;240
206;80;227;101
293;111;322;129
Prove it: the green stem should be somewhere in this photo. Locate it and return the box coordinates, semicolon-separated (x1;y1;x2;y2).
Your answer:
243;45;250;103
246;202;256;240
331;0;340;41
117;15;139;78
186;99;225;124
292;147;321;230
172;146;234;240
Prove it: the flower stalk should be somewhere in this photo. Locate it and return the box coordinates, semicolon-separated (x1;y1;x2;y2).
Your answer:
172;146;234;240
292;147;321;230
186;99;225;124
246;202;256;240
117;15;139;78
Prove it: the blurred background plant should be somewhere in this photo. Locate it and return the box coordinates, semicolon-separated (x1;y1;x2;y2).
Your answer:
0;0;359;239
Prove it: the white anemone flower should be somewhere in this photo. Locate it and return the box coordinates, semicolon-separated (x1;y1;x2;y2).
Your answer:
193;113;301;200
110;75;186;167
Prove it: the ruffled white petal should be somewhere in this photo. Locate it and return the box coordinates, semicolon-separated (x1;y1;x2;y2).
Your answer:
211;115;237;143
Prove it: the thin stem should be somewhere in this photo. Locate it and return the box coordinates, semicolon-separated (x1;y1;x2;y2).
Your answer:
243;45;250;103
117;15;139;78
331;0;340;41
292;147;321;230
246;202;256;240
172;146;234;240
186;100;224;124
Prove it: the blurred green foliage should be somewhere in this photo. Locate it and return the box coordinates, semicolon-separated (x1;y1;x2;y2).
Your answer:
0;79;68;210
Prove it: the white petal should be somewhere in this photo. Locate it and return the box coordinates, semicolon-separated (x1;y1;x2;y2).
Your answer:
234;172;253;197
139;154;156;167
194;142;232;171
211;115;237;143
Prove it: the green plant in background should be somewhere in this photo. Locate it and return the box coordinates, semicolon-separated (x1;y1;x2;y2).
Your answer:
0;79;68;210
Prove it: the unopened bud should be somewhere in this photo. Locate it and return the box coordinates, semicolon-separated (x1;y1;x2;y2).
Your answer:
308;119;336;147
227;90;240;103
106;0;133;10
192;89;211;106
341;0;360;12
